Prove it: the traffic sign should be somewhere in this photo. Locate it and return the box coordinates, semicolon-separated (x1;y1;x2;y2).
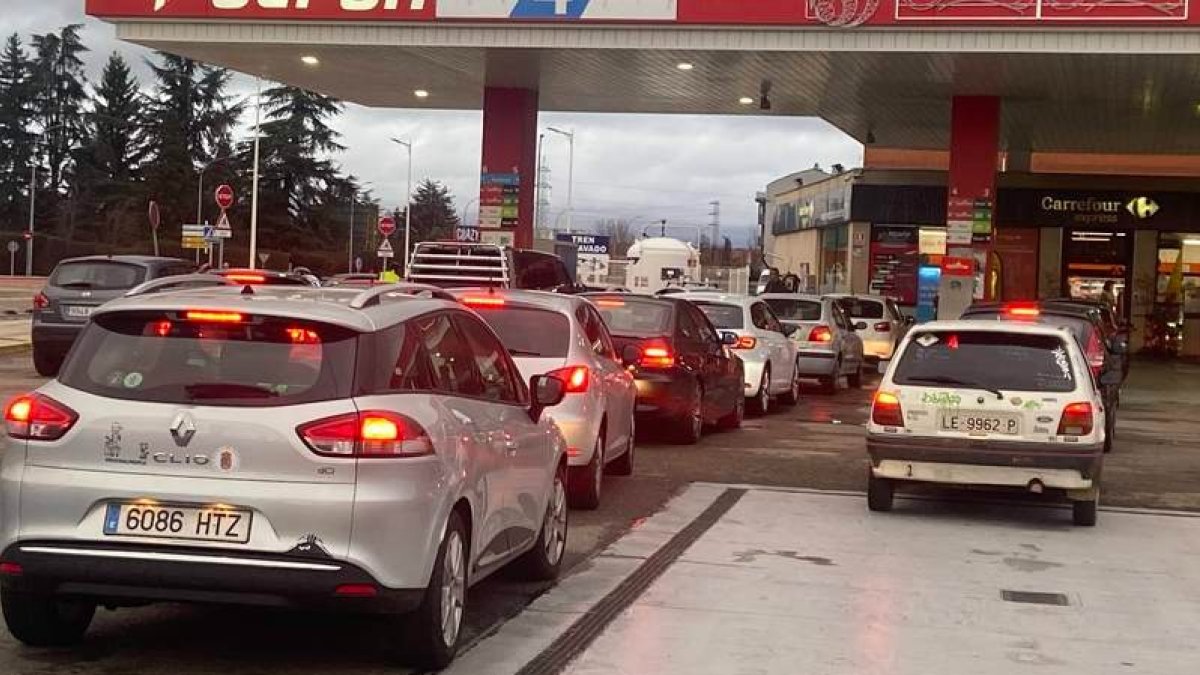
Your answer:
214;184;235;210
378;216;397;238
6;241;18;253
377;239;395;259
214;211;233;238
148;201;161;230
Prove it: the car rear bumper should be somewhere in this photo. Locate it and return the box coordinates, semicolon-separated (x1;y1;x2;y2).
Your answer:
31;322;82;349
796;351;837;376
633;370;693;419
862;339;895;360
0;541;424;614
867;434;1103;487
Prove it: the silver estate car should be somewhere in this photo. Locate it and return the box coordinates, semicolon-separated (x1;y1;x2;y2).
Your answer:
0;284;570;669
677;293;801;415
760;294;866;393
451;290;637;510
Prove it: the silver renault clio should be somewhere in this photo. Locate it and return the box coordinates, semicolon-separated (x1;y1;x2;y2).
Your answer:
0;284;570;669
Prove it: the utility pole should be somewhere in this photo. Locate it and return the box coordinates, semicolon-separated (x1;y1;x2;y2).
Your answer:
536;138;552;237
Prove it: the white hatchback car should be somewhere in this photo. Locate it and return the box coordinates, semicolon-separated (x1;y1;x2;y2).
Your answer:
678;293;801;415
827;294;912;361
452;290;637;510
1;284;570;669
868;321;1112;526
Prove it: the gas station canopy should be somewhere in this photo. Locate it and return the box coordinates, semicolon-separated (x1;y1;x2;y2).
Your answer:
87;0;1200;153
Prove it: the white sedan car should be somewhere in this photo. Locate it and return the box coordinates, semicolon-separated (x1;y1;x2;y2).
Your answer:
455;290;637;510
868;321;1111;526
676;293;801;415
760;294;866;393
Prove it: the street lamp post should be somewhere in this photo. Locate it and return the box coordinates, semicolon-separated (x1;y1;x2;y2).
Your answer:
248;77;263;270
546;127;575;234
26;124;69;276
348;182;373;273
390;138;413;270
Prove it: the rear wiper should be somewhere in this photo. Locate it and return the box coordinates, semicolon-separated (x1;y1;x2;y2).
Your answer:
905;375;1003;400
507;349;545;357
184;383;279;400
57;281;94;289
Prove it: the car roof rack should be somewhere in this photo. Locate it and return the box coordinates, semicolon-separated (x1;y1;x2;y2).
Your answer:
349;283;457;309
123;274;237;297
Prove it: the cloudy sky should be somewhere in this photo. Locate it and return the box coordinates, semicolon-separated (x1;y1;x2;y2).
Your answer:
10;1;863;244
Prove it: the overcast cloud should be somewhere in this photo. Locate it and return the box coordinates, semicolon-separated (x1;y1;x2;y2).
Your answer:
9;1;863;244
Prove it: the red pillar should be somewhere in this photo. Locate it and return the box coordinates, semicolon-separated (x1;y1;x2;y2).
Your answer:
944;96;1000;303
479;87;539;249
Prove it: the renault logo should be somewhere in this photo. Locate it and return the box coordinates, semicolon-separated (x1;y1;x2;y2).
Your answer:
169;412;196;448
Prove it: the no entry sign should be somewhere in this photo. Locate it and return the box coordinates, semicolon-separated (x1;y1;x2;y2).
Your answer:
215;184;235;210
378;216;397;238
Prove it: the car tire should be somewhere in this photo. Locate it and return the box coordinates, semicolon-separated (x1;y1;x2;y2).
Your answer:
404;511;468;670
848;364;864;389
518;463;569;581
32;343;62;377
674;385;704;444
819;368;838;395
607;415;635;477
1072;494;1099;527
569;433;603;510
1;588;95;647
748;369;771;416
717;394;744;430
779;362;801;407
867;474;895;513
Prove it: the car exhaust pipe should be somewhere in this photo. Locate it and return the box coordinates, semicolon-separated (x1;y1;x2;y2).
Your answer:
1027;478;1045;494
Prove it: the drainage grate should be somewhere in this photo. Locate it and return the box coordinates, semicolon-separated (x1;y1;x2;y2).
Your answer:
1001;590;1070;606
515;488;747;675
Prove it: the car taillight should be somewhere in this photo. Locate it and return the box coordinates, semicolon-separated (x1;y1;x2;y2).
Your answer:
32;292;49;310
808;326;834;343
871;391;904;427
548;366;590;393
1057;402;1094;436
297;411;433;458
732;335;757;350
874;322;891;333
226;273;266;284
639;339;676;368
4;394;78;441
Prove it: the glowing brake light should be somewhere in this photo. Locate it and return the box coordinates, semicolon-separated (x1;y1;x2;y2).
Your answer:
226;273;266;284
548;366;590;393
298;411;432;458
732;335;757;350
639;339;676;368
871;391;904;427
1057;402;1094;436
1004;304;1041;319
4;394;78;441
462;296;505;308
594;298;626;308
361;416;399;441
32;293;49;310
185;311;244;323
808;326;834;343
287;327;320;344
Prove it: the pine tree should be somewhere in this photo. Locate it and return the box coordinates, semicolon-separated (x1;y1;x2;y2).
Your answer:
30;24;88;195
0;34;34;234
408;179;459;244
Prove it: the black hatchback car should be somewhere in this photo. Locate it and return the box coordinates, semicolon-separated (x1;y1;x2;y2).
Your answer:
585;293;745;444
32;255;196;375
960;301;1126;452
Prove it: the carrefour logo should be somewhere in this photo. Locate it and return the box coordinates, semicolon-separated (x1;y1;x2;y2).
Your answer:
1126;196;1160;219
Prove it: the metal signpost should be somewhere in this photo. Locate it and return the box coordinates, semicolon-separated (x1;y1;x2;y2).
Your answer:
148;200;161;256
213;185;236;268
6;241;18;276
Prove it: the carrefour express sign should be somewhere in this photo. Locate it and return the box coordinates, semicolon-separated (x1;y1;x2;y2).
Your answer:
89;0;1197;27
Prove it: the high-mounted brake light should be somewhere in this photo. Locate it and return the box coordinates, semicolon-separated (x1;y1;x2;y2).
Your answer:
732;335;757;350
462;296;505;308
1057;402;1094;436
871;391;904;427
186;311;244;323
226;273;266;284
4;394;78;441
594;299;626;308
1004;304;1041;319
808;326;834;343
548;366;590;393
298;411;433;458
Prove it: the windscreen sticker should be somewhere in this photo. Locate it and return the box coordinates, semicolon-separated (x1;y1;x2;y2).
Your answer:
1023;400;1043;410
122;372;144;389
915;334;939;348
921;392;961;407
1051;348;1071;379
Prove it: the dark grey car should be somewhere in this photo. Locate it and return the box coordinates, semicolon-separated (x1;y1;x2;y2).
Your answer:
32;255;195;375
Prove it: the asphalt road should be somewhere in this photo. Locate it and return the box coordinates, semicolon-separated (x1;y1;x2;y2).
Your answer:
0;352;1197;673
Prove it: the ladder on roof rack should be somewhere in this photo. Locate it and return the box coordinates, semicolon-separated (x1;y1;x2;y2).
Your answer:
405;241;511;287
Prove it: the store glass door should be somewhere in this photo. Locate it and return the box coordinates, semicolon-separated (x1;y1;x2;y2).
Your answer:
1063;228;1133;316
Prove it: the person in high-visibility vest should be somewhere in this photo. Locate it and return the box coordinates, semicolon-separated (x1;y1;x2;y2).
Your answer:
379;269;400;284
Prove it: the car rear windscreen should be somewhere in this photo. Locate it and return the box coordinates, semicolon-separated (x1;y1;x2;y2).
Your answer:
471;307;570;358
61;312;357;406
966;311;1100;352
836;298;884;319
693;302;744;329
764;299;822;322
50;261;145;291
592;298;673;336
894;331;1075;392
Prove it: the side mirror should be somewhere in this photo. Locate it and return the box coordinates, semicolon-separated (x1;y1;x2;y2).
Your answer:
720;331;738;346
904;315;916;326
529;375;566;422
621;344;642;367
877;360;890;375
854;321;868;331
1100;370;1123;386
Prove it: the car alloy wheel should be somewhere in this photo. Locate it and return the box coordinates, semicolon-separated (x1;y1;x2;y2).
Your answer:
544;474;568;566
440;530;466;648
